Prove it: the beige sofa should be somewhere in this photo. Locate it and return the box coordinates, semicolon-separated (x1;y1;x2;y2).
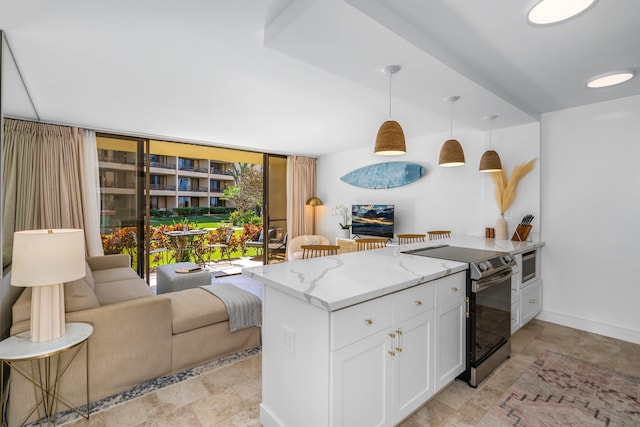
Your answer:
8;254;261;425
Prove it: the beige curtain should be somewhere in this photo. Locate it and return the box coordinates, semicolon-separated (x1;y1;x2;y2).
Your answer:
286;155;317;240
2;119;102;269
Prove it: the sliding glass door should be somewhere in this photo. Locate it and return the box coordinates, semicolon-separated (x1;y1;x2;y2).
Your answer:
97;135;286;282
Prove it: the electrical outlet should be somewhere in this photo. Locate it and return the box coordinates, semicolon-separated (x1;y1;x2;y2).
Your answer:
504;210;513;220
282;325;295;355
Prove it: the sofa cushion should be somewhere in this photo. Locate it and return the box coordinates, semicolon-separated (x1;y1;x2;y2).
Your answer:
94;279;154;305
64;277;100;312
84;262;96;290
92;266;141;285
12;278;100;324
164;288;228;334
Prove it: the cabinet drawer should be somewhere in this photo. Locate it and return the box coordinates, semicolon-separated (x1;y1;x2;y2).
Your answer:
331;295;393;351
521;280;542;325
435;272;466;306
392;282;435;323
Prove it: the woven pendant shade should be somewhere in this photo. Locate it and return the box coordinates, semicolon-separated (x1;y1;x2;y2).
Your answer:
374;120;406;155
479;149;502;172
438;139;465;167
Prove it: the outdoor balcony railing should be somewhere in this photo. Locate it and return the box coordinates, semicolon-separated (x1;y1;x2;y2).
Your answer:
101;181;136;189
178;165;208;173
210;168;231;175
149;184;176;191
98;154;135;165
150;161;176;169
178;186;209;192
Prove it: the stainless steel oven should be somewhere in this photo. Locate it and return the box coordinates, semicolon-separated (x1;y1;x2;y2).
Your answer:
522;250;536;283
404;245;515;387
470;267;513;386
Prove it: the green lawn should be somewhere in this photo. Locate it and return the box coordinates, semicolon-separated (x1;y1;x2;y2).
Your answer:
149;215;231;229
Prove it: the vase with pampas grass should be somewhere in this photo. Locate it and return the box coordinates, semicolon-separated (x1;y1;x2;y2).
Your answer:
490;158;537;239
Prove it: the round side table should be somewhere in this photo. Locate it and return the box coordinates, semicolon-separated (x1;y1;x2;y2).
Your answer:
0;322;93;426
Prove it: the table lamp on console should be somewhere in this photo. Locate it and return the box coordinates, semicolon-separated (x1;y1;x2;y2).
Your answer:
11;229;85;342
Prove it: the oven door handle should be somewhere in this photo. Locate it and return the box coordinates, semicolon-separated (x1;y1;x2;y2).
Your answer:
473;269;513;293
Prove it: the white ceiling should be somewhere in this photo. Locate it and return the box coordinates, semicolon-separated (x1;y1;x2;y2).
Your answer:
1;0;638;157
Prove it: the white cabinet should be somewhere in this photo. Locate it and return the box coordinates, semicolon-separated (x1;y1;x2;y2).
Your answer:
435;273;466;390
521;279;542;324
511;248;542;333
331;328;393;427
260;271;466;427
393;310;435;422
331;281;436;426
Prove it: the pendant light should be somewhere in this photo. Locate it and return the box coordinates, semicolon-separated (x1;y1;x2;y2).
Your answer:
479;115;502;173
374;65;406;156
438;96;465;167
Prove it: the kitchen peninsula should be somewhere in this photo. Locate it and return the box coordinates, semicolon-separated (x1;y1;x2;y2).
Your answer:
243;236;543;427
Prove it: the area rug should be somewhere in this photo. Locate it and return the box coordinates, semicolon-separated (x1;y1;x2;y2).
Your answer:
478;350;640;426
31;347;261;426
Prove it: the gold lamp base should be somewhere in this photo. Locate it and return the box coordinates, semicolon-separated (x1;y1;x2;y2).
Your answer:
30;283;66;342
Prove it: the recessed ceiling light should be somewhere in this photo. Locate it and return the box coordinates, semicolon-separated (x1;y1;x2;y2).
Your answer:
527;0;597;25
586;71;635;88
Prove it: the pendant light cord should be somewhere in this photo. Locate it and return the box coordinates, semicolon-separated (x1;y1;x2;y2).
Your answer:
388;71;392;118
450;100;453;138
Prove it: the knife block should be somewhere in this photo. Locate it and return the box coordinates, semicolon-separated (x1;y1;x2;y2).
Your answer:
511;224;532;241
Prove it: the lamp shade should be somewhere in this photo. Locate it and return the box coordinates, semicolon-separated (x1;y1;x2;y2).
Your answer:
438;139;466;167
374;120;406;155
479;150;503;173
306;196;323;207
11;229;86;287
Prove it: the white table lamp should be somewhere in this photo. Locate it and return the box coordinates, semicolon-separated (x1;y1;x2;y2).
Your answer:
11;229;85;342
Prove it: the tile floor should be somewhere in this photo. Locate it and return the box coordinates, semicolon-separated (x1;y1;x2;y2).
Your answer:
65;318;640;426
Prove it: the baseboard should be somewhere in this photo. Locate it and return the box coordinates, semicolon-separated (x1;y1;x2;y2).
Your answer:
260;404;283;427
538;309;640;345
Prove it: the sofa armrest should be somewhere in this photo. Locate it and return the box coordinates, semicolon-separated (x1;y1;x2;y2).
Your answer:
7;295;173;425
87;254;131;271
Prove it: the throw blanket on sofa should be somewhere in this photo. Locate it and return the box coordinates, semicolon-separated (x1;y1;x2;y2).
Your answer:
200;283;262;332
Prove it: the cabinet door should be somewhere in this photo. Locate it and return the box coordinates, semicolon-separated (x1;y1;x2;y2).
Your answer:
436;296;466;390
511;301;521;334
393;310;435;423
521;279;542;325
331;330;394;427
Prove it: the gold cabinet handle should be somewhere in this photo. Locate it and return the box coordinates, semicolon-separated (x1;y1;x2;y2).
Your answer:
452;287;459;292
415;300;423;305
512;288;518;292
529;299;538;304
389;351;396;357
388;333;396;339
396;347;402;353
365;319;373;325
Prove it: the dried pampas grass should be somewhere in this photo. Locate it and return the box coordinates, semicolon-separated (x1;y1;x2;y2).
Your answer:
491;158;537;214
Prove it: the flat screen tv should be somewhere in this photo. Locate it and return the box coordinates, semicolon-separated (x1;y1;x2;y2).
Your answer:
351;204;394;239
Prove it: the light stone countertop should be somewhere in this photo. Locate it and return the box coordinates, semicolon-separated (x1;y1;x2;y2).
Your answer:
242;235;544;312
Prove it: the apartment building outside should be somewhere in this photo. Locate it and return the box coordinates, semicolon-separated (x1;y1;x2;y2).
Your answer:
96;137;254;228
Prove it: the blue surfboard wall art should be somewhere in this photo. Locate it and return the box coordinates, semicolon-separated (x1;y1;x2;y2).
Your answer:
340;162;425;189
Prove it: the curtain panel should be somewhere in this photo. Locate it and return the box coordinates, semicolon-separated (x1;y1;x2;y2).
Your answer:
2;119;102;269
286;155;317;241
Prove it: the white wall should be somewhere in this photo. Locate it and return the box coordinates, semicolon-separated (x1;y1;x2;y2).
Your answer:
539;95;640;344
315;123;540;243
